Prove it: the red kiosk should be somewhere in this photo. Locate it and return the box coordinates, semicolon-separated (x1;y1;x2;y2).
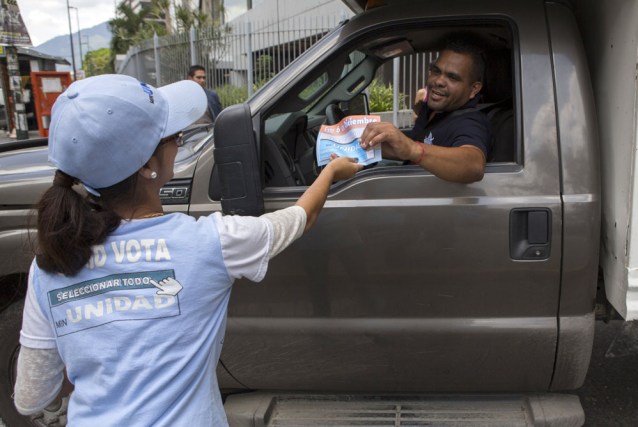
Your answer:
30;71;72;137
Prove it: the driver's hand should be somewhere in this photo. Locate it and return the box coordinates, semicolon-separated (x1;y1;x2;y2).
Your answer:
359;122;413;160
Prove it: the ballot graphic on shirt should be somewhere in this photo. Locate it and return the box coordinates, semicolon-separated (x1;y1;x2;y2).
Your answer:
48;270;183;337
316;115;382;166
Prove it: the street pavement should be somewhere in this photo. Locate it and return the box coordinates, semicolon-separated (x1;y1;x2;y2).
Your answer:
0;130;41;144
577;319;638;426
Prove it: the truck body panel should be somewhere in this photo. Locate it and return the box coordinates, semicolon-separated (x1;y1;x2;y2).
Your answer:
203;0;601;393
571;0;638;320
545;1;601;389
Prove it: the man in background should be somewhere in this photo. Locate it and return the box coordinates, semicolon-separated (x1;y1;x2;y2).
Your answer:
187;65;223;124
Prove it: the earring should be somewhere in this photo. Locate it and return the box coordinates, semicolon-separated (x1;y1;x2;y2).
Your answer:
150;171;158;179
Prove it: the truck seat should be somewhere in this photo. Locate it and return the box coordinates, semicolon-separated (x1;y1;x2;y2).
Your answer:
481;48;515;162
486;102;514;162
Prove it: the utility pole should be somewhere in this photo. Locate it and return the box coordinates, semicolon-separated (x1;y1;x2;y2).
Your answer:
66;0;77;80
69;6;83;71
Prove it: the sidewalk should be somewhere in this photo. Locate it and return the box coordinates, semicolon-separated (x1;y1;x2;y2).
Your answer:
0;130;44;145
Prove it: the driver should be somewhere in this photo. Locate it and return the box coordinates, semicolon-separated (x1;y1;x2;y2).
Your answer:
359;36;491;183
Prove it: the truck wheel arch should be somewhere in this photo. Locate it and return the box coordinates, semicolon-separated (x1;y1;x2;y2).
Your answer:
0;300;36;426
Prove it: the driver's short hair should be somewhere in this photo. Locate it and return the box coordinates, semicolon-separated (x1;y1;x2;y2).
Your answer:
443;34;486;84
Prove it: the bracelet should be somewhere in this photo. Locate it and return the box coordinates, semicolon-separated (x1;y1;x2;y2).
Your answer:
413;142;425;164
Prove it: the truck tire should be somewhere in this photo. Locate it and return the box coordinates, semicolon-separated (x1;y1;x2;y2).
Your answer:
0;299;29;426
0;300;67;427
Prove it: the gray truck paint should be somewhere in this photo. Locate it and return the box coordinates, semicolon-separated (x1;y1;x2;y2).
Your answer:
211;0;598;393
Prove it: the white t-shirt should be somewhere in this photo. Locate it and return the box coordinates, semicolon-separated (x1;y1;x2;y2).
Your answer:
16;207;305;427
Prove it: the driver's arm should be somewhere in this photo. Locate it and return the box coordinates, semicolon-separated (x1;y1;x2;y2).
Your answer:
360;121;485;183
407;142;485;183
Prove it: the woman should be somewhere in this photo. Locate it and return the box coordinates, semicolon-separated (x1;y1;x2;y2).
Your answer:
14;74;362;426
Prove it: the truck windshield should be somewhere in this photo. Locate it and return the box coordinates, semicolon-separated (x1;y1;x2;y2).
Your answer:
248;24;345;113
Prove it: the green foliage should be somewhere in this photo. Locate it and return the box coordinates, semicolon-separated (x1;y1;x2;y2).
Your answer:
109;0;231;74
217;84;248;107
110;0;226;57
175;5;211;31
216;78;277;106
109;2;162;56
253;55;275;86
368;78;407;112
84;48;114;76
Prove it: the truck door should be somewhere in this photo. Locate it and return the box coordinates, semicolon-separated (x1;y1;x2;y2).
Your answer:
215;3;563;392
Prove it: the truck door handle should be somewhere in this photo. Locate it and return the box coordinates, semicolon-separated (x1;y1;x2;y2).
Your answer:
510;208;551;260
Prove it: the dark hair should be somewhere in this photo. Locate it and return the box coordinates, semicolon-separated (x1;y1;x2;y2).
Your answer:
443;34;486;84
187;65;206;78
35;167;142;276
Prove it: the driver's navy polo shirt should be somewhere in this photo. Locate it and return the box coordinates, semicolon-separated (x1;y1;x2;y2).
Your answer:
411;96;491;159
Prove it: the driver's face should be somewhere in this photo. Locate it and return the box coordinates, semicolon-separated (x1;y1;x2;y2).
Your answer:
426;50;482;112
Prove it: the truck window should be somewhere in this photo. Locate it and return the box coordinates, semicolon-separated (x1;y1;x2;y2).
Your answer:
299;73;329;101
261;20;516;188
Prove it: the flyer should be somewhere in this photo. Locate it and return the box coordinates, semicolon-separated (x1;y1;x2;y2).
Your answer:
316;115;382;166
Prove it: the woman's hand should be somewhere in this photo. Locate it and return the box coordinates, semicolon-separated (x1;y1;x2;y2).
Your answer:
325;154;363;180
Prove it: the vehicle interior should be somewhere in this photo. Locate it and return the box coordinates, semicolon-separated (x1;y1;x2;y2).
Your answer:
259;21;515;188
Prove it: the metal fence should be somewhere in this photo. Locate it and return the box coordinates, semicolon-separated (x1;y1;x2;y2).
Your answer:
117;16;344;107
117;15;433;127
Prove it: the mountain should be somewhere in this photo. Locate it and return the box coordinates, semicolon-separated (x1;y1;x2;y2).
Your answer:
32;21;111;70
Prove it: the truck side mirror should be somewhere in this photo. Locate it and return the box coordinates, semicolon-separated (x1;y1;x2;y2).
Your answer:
213;103;265;216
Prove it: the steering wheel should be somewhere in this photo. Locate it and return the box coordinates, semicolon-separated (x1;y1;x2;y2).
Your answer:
325;103;346;125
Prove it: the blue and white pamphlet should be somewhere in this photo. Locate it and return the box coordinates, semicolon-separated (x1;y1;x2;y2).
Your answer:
316;115;382;166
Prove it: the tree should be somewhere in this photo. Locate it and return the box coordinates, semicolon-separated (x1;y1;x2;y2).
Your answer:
110;2;146;55
84;48;114;76
148;0;172;35
109;0;168;56
107;0;229;76
174;4;211;32
109;0;218;54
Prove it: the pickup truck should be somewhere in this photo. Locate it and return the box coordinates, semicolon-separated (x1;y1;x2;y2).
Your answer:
0;0;634;425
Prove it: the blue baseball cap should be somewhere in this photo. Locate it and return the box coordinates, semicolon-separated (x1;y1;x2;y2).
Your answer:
48;74;207;190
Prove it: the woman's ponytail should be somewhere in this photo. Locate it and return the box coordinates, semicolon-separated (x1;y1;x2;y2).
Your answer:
35;170;120;276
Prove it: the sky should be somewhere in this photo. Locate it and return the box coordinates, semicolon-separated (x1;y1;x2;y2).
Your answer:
18;0;117;46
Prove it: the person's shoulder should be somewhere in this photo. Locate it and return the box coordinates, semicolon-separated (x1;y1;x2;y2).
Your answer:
457;100;480;113
462;108;490;123
450;109;490;137
451;102;490;126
